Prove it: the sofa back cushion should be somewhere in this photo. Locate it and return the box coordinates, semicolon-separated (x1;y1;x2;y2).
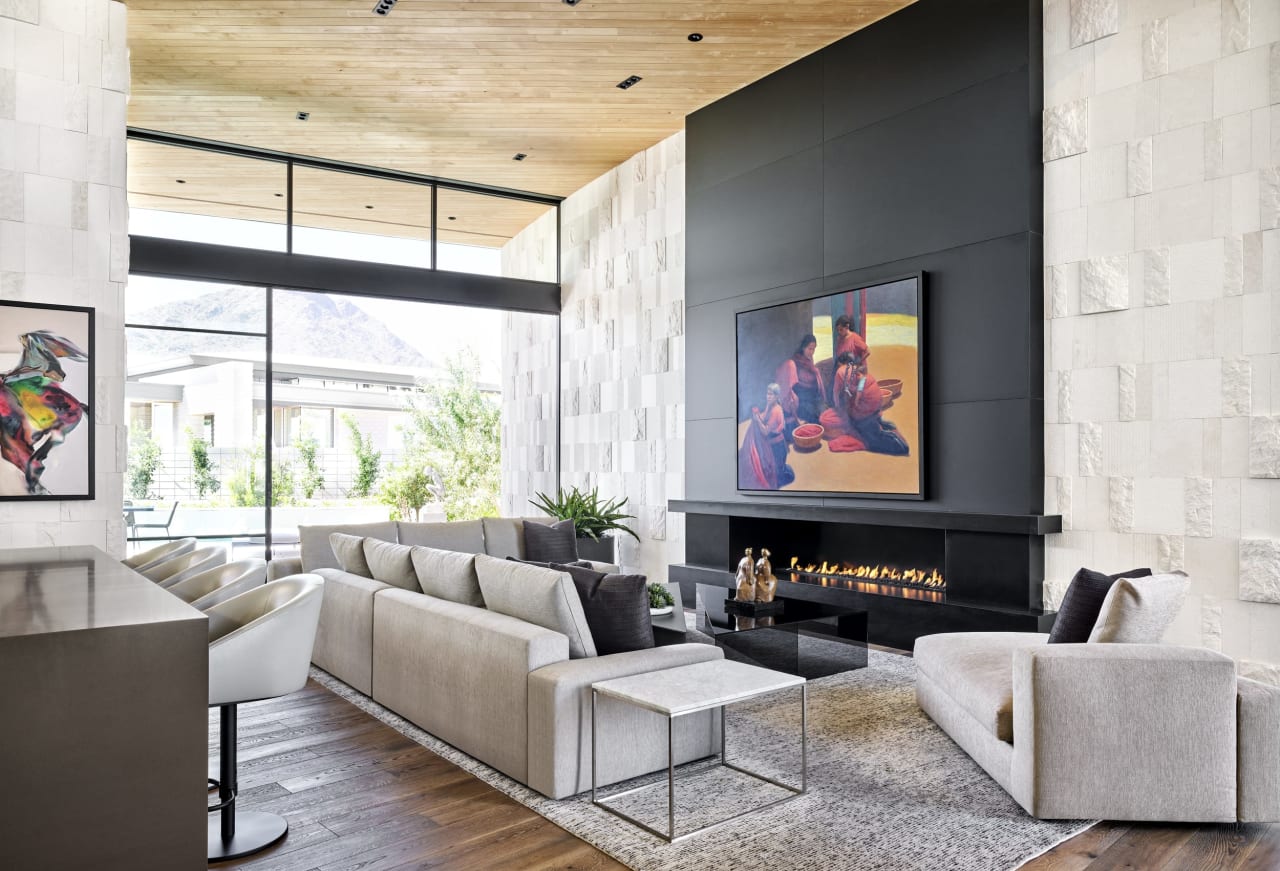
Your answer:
398;520;485;554
1088;572;1189;643
1048;566;1153;643
411;546;484;608
299;521;397;571
474;554;596;658
329;532;373;578
484;516;564;560
523;519;579;563
362;538;422;593
552;562;653;656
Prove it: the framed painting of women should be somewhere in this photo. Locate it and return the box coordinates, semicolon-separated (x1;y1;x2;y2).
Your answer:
735;274;923;499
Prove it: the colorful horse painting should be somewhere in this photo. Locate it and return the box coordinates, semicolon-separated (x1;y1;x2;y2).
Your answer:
0;331;90;495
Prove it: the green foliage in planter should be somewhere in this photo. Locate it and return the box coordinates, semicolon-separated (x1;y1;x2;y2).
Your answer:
530;486;639;541
127;430;162;500
648;583;674;610
294;432;325;500
342;413;380;498
185;429;219;499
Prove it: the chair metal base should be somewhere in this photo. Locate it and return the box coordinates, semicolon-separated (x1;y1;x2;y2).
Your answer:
207;811;287;861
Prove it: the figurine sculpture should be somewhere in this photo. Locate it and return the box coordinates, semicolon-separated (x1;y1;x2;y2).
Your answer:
735;548;757;602
754;548;777;603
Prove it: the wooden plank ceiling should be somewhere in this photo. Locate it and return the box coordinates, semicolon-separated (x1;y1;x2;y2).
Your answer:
125;0;914;247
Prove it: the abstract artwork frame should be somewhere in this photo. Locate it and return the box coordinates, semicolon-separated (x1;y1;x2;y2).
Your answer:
0;300;95;501
736;273;924;499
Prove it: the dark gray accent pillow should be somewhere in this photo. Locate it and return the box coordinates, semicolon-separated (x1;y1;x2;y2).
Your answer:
1048;566;1153;643
523;518;579;564
552;563;654;656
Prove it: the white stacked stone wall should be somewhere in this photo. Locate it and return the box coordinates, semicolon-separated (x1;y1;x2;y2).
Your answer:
1043;0;1280;681
501;131;686;579
0;0;129;555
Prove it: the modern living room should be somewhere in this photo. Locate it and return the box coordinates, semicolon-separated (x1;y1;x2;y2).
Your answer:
1;0;1278;869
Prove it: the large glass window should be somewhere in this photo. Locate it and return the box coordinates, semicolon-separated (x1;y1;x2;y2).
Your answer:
127;140;287;251
124;284;269;556
436;188;555;281
292;167;432;267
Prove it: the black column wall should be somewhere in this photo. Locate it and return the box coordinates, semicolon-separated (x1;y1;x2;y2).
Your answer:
684;0;1044;516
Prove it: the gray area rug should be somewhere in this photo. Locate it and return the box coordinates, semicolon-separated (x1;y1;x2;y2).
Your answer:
311;649;1093;871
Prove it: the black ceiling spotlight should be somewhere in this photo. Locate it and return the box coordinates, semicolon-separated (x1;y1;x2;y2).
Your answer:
447;216;457;221
296;111;309;121
687;33;703;42
512;153;528;161
175;179;186;184
562;0;582;5
616;75;642;90
372;0;397;15
365;205;374;209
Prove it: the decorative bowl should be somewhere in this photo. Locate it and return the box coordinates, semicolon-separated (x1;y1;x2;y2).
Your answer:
649;605;674;616
879;378;903;398
793;423;824;450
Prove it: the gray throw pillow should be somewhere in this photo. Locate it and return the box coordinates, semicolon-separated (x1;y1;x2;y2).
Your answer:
411;546;484;608
1088;572;1189;643
474;554;596;658
329;533;373;577
523;518;579;564
362;538;421;592
552;563;654;656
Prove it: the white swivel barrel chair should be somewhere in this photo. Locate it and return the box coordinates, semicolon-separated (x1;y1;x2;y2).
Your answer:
167;559;267;612
142;546;226;587
122;537;197;573
206;575;324;861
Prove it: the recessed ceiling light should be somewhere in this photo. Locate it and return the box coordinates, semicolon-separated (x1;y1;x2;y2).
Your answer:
513;153;528;161
296;111;310;121
175;179;186;184
562;0;582;5
616;75;642;90
447;216;457;221
274;193;283;198
372;0;397;15
687;33;703;42
365;205;374;209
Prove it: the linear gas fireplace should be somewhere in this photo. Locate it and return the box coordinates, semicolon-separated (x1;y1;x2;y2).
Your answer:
668;500;1060;650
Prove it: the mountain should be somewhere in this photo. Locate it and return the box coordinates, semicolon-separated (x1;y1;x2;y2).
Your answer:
128;289;432;369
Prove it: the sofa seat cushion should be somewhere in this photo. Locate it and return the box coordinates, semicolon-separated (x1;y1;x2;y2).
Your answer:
914;632;1047;743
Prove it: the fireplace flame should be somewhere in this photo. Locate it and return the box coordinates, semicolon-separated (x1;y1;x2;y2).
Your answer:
788;556;944;589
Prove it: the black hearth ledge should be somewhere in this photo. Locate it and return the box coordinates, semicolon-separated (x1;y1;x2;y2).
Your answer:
668;500;1061;536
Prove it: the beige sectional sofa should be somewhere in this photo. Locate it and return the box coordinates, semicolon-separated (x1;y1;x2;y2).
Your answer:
268;517;724;799
915;632;1280;822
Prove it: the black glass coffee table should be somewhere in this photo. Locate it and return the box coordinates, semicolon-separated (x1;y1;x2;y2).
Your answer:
692;584;867;678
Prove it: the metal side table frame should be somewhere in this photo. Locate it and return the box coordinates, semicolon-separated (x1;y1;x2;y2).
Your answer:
590;662;807;844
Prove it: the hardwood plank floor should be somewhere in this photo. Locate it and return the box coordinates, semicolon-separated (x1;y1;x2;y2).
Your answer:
212;679;1279;870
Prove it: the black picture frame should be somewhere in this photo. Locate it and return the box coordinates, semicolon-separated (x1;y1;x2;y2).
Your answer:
735;272;925;500
0;300;96;501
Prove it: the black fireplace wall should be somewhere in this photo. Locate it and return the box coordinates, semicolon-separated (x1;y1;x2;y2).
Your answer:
691;513;1044;612
683;0;1044;516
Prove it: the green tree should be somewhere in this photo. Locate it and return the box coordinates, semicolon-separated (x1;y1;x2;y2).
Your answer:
272;456;296;506
127;430;162;500
378;464;442;522
387;350;500;521
226;445;264;507
294;430;325;500
185;429;220;499
342;413;380;498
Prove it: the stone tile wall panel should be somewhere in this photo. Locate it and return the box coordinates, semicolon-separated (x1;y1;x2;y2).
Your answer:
1045;0;1280;681
0;1;126;555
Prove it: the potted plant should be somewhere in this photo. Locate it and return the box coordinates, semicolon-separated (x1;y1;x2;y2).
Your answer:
647;583;675;616
530;486;639;564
